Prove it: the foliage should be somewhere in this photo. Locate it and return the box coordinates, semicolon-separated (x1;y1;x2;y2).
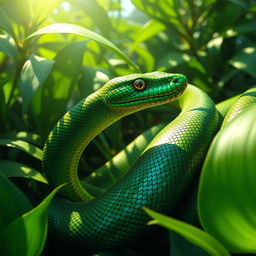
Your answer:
0;0;256;255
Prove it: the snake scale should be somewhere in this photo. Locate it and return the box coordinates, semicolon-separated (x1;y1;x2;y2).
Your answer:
42;71;256;253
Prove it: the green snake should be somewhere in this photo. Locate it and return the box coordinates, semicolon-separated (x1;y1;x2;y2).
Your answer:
42;71;255;253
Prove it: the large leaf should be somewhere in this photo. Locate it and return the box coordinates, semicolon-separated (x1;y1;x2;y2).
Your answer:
0;33;18;61
19;55;54;113
26;23;140;72
78;65;110;97
0;172;32;233
144;208;230;256
33;41;86;138
229;45;256;78
156;51;191;71
0;159;48;184
131;0;181;28
133;45;155;73
0;139;43;160
0;132;42;148
195;1;241;47
71;0;112;36
129;19;166;53
225;18;256;37
198;106;256;253
0;7;16;37
0;0;32;27
0;184;63;256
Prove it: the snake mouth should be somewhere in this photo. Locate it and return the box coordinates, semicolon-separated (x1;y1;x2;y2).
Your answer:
112;83;186;106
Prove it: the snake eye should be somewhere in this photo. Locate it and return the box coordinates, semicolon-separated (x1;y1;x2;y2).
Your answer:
133;79;147;91
172;78;178;84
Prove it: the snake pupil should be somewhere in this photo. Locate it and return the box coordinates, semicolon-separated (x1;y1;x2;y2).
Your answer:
172;78;178;83
133;79;147;91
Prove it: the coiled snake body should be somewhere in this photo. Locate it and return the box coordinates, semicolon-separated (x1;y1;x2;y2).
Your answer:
43;72;220;252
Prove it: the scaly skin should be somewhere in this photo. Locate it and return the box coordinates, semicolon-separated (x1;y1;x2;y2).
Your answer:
43;72;219;253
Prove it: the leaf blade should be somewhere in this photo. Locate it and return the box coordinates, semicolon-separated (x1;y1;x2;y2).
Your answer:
0;172;32;233
144;208;230;256
0;159;48;184
0;185;64;256
0;139;43;160
26;23;140;72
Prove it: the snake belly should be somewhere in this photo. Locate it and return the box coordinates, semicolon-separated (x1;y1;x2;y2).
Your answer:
43;72;219;253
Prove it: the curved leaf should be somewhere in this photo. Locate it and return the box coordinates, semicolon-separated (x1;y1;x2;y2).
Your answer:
198;106;256;253
0;159;48;184
72;0;112;36
0;172;32;233
35;41;86;139
26;23;140;72
129;19;166;54
0;139;43;160
0;7;15;37
0;185;64;256
144;208;230;256
0;33;18;61
20;55;54;113
229;45;256;78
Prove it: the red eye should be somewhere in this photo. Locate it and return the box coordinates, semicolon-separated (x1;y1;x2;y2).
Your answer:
133;79;147;91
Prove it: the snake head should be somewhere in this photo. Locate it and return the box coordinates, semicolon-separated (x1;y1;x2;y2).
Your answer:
103;72;188;111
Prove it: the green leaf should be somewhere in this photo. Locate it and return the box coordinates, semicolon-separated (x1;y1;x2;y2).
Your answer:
26;23;140;72
20;55;54;113
0;159;48;184
157;51;191;71
144;208;230;256
198;105;256;253
0;139;43;160
229;45;256;78
186;59;212;92
0;172;32;233
0;7;15;37
35;41;86;138
133;45;155;73
129;19;166;53
1;0;32;26
72;0;112;36
78;65;110;97
0;132;42;147
0;33;18;61
225;18;256;37
206;37;223;74
32;0;64;26
0;184;64;256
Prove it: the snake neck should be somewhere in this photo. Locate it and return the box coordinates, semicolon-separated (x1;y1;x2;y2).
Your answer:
43;91;119;202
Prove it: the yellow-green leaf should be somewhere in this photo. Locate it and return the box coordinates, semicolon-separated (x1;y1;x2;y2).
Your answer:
144;208;230;256
0;173;32;233
198;106;256;253
26;23;140;72
0;139;43;160
0;185;64;256
0;159;48;184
